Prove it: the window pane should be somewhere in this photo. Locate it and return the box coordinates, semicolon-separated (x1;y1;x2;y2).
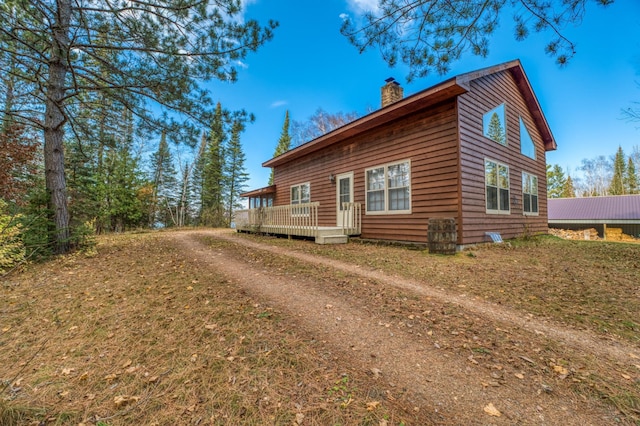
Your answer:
483;104;506;145
367;190;384;211
532;195;538;213
520;118;536;159
388;163;409;188
367;168;385;191
498;165;509;189
499;188;510;211
486;187;498;210
339;177;350;211
291;186;299;204
389;187;409;211
485;161;497;186
300;184;310;203
523;194;531;212
531;176;538;196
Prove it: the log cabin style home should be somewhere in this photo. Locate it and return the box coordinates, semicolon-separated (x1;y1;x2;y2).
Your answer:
236;59;556;248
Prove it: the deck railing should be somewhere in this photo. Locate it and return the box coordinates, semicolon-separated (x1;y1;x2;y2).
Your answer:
235;202;361;238
235;202;320;237
340;202;362;235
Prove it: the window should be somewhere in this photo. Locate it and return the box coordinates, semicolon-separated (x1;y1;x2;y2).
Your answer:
483;104;507;145
366;160;411;214
290;182;310;215
520;118;536;159
485;159;510;214
522;172;538;215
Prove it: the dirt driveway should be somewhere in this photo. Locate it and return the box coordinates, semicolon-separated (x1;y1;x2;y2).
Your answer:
173;229;638;425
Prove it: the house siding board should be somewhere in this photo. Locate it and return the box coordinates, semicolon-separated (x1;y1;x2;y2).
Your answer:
457;70;548;244
272;100;460;243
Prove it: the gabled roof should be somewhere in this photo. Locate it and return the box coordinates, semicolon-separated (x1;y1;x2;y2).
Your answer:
264;59;556;168
548;195;640;221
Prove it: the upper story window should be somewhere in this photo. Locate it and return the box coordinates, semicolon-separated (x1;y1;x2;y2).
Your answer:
520;118;536;159
366;160;411;214
290;182;310;215
483;104;507;146
485;159;510;214
522;172;539;215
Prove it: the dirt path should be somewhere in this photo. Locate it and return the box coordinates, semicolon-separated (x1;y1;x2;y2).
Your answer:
173;229;631;425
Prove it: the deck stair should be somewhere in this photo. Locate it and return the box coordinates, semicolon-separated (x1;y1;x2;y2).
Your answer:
315;228;349;244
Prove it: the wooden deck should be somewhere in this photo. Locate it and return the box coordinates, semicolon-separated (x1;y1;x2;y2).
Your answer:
234;202;361;244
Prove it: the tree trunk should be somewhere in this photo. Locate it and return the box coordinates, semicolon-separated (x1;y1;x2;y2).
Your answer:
44;0;71;254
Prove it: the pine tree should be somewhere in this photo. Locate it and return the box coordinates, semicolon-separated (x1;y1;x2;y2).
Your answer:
150;131;178;228
0;0;276;253
562;175;576;198
269;110;291;185
486;112;505;145
626;157;638;195
224;121;249;225
191;132;208;224
201;103;226;227
609;146;626;195
546;164;567;198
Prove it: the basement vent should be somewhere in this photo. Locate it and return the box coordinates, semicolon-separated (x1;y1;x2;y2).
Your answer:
485;232;503;243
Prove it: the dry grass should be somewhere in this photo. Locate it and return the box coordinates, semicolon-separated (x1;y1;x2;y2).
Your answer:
0;232;418;425
2;231;640;425
246;234;640;344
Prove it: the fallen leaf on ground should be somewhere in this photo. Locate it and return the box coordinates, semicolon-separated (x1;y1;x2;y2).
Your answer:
114;395;140;408
553;365;569;376
366;401;380;411
483;403;501;417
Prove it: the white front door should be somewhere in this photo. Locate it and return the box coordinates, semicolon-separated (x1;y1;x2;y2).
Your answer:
336;172;354;227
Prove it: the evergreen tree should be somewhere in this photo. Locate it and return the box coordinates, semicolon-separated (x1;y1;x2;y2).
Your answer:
486;112;505;145
224;121;249;225
269;110;291;185
546;164;567;198
191;132;208;225
201;103;226;227
609;146;626;195
626;157;638;195
0;0;277;253
562;175;576;198
340;0;612;80
150;131;178;228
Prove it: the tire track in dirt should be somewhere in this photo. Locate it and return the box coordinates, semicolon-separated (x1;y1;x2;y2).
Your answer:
172;230;627;425
213;230;640;366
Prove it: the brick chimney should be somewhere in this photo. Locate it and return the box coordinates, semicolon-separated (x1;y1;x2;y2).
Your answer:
381;77;403;107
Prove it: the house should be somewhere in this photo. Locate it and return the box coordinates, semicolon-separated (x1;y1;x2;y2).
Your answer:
237;59;556;247
548;195;640;239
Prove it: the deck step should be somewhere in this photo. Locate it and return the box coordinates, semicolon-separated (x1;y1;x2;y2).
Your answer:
315;234;348;244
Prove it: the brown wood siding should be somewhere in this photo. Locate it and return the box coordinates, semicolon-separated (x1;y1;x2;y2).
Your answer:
457;70;549;244
272;99;460;243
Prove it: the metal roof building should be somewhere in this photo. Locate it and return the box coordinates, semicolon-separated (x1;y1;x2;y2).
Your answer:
548;195;640;239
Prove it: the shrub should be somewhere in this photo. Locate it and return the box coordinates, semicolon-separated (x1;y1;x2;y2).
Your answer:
0;199;26;274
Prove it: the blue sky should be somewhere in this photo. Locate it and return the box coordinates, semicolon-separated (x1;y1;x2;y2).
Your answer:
207;0;640;191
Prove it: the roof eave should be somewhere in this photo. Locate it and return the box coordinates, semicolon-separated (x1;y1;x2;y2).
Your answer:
263;78;468;168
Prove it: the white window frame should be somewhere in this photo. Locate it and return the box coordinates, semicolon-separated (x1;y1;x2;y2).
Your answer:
365;160;411;215
290;182;310;216
485;158;510;215
522;172;539;216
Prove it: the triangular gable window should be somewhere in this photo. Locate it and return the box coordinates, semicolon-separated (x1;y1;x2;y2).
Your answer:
520;118;536;159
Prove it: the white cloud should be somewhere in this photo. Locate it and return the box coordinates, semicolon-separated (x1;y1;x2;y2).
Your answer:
235;60;249;69
345;0;379;14
270;100;288;108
